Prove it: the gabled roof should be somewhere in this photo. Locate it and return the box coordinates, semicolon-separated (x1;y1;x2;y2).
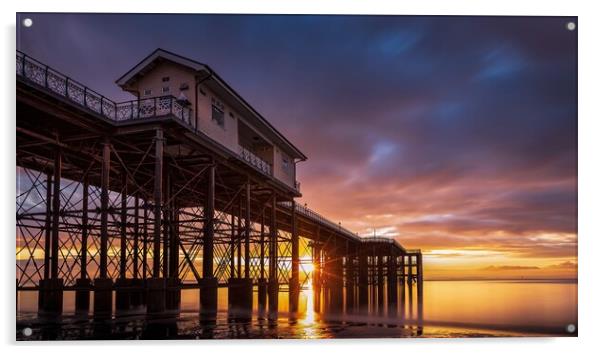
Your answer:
116;48;208;87
115;48;307;161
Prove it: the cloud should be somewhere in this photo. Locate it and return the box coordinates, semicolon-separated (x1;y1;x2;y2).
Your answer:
546;261;578;269
19;15;577;273
481;265;540;271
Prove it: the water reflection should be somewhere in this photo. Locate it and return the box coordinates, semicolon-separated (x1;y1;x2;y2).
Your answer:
16;280;577;340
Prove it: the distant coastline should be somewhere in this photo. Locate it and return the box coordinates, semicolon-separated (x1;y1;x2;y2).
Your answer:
424;278;577;283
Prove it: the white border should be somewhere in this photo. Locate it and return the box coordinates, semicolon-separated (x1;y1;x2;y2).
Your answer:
2;1;601;353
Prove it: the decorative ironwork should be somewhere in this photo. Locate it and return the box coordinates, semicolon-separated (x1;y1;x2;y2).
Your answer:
16;50;191;124
238;145;272;175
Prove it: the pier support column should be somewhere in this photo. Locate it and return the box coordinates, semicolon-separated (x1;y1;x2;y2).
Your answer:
387;254;398;316
38;279;64;317
233;182;253;318
94;140;113;319
165;180;181;313
416;252;424;309
74;278;91;315
141;200;149;306
358;249;369;314
407;254;414;286
289;201;299;313
116;173;131;313
257;278;267;314
114;278;133;314
417;252;424;332
328;244;344;313
257;211;267;314
312;240;322;313
39;148;64;317
148;129;166;315
75;176;90;315
200;164;217;318
400;253;406;318
228;278;253;319
268;193;279;318
130;196;143;309
345;244;356;313
377;255;384;314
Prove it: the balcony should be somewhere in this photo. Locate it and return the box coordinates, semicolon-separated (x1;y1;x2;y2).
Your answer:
16;51;191;124
238;145;272;176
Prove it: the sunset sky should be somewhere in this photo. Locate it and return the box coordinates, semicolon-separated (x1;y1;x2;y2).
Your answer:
18;14;577;279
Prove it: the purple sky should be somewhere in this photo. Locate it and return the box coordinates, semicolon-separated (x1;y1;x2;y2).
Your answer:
17;14;577;276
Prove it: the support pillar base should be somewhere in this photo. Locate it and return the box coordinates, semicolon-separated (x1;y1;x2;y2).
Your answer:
268;280;279;318
199;277;218;319
38;278;64;317
288;278;300;313
130;278;145;308
358;285;369;315
115;278;133;313
93;278;113;320
166;278;182;313
329;284;344;313
257;278;267;313
146;277;166;315
228;278;253;319
74;278;91;315
387;280;398;317
345;282;355;313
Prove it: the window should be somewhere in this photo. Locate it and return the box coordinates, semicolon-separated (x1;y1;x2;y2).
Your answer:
180;83;189;91
143;89;152;96
211;98;225;127
162;76;170;82
282;156;291;174
162;86;170;93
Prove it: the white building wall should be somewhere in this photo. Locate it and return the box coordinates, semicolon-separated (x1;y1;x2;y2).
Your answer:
129;61;296;189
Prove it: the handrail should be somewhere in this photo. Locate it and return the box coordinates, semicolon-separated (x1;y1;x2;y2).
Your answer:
280;201;361;241
16;50;293;184
280;201;406;251
238;145;272;175
16;50;191;125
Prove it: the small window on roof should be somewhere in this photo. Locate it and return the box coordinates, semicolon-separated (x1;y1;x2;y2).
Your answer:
162;76;170;82
143;89;152;96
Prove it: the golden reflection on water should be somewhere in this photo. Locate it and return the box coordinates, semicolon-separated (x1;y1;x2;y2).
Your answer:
302;279;316;324
17;280;577;336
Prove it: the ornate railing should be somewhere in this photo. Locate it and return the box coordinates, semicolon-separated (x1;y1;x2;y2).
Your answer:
16;51;191;125
238;145;272;175
114;96;191;124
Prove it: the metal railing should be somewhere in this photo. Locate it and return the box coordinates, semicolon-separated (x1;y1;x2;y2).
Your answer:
281;201;406;251
280;201;361;241
16;51;191;125
17;50;300;192
238;145;272;175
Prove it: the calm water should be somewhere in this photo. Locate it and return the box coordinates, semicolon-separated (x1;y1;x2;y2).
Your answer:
16;280;577;340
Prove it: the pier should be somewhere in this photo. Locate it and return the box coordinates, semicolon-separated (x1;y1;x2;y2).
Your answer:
16;49;423;321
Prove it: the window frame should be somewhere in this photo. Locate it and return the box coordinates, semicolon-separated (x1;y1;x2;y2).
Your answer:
211;103;225;128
